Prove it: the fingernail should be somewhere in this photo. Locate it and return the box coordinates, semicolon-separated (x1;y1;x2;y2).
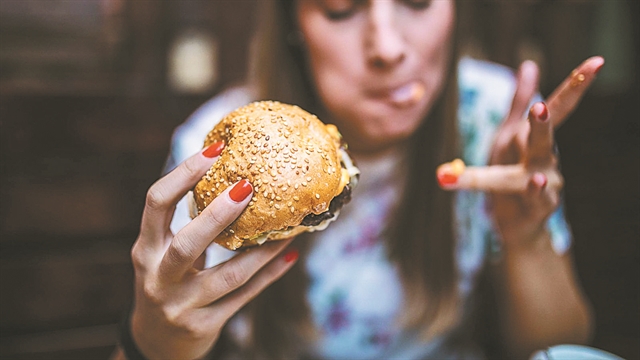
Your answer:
538;102;548;121
437;171;459;186
594;61;604;75
284;249;299;263
229;179;252;202
437;159;465;187
535;173;548;189
203;141;225;158
529;172;547;193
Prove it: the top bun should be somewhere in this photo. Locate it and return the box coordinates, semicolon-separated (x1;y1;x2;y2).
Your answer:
193;101;351;250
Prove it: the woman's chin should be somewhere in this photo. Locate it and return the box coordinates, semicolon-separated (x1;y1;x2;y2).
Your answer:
347;127;416;155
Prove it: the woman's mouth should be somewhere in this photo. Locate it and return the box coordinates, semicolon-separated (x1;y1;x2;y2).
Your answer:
371;81;426;108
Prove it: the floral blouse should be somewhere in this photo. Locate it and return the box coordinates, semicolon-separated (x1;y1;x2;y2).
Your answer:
165;57;572;359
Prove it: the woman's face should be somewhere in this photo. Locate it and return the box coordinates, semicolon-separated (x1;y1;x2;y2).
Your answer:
296;0;455;153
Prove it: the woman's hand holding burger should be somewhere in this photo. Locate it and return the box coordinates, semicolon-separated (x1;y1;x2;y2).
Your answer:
125;101;357;359
129;142;298;359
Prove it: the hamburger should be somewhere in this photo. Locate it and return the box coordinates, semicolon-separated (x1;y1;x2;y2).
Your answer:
189;101;359;250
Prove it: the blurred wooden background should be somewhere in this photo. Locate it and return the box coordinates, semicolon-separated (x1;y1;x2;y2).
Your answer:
1;1;638;359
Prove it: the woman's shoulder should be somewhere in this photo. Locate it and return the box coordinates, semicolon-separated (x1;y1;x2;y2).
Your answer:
457;57;517;117
174;86;255;143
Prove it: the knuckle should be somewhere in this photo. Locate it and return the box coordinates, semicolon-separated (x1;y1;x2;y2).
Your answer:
183;319;210;340
166;238;196;265
145;185;166;211
161;305;183;328
162;308;208;339
180;157;203;182
220;264;248;290
141;282;163;306
130;242;147;271
200;207;228;230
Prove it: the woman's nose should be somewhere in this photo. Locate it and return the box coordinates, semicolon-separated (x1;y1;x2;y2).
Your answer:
365;3;406;70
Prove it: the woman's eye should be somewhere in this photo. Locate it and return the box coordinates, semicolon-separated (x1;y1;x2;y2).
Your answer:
403;0;431;11
320;0;359;21
325;8;355;21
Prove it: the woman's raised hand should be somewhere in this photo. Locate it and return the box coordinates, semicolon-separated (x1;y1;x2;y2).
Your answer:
438;56;604;246
129;142;298;359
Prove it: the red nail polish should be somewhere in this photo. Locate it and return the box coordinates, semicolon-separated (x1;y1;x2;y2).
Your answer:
229;179;252;202
284;249;299;263
203;141;225;158
528;173;547;193
538;103;548;121
437;171;459;186
535;173;548;189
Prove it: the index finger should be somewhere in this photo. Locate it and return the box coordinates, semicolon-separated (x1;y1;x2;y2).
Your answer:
505;60;540;125
437;160;563;194
159;179;254;277
139;141;225;250
547;56;604;129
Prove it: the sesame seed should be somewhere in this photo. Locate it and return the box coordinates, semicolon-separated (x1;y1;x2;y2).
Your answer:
293;196;299;201
315;193;320;199
290;206;295;213
275;204;281;210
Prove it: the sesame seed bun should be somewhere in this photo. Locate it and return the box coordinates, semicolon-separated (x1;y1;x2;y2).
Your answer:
192;101;359;250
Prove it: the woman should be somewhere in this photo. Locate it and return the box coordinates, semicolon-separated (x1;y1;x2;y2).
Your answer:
114;0;600;358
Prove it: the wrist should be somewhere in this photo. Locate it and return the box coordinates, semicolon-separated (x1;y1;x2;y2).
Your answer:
500;229;559;258
118;307;149;360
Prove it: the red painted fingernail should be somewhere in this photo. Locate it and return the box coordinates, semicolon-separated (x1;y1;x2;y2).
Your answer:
203;141;225;158
229;179;252;202
436;159;465;187
538;174;548;189
284;249;299;263
437;171;459;186
538;103;548;121
532;172;548;190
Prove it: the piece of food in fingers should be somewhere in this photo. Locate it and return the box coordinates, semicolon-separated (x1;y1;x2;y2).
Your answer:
436;158;466;186
190;101;360;250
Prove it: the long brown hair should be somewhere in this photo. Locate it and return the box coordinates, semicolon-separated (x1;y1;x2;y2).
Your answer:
234;0;462;358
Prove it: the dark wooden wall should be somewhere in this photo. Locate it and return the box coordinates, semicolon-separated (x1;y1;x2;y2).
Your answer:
1;1;638;359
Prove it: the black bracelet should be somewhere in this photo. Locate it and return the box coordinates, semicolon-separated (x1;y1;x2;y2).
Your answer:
118;308;149;360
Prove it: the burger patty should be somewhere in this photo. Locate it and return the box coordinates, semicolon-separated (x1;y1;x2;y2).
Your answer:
300;184;352;227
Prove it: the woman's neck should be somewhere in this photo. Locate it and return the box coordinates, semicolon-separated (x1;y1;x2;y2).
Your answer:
350;141;409;165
